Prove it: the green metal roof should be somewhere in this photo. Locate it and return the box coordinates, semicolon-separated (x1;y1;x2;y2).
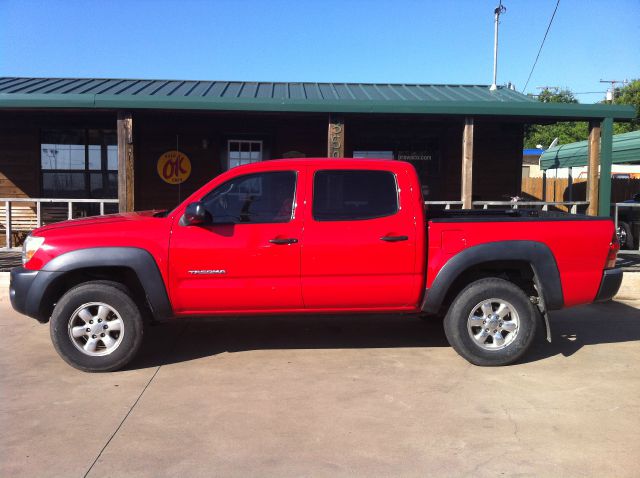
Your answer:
540;130;640;170
0;77;635;119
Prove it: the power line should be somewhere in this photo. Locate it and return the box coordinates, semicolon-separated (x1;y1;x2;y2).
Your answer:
522;0;561;93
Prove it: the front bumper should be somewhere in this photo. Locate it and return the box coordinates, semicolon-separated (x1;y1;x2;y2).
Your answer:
594;268;623;302
10;266;61;323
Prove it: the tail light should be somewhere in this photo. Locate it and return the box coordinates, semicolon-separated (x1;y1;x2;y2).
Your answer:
605;232;620;269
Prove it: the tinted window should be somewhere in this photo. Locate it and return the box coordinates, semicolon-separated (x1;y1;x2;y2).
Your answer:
202;171;296;224
313;170;398;221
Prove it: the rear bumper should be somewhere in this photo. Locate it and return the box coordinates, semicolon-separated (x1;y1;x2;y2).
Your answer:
594;268;623;303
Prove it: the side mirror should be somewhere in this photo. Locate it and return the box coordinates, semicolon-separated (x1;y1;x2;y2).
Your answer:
182;202;211;226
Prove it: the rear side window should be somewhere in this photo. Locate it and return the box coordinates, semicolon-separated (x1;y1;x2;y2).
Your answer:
313;170;398;221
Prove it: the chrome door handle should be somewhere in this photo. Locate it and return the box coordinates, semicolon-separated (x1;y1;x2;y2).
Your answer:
380;235;409;242
269;238;299;245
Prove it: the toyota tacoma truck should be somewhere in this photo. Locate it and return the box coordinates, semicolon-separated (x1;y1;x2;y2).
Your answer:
10;159;622;372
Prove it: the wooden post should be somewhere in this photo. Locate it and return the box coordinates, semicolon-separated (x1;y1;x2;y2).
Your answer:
327;115;345;158
461;117;474;209
542;170;547;201
586;120;601;216
117;112;135;212
5;201;11;249
567;167;573;202
598;117;614;217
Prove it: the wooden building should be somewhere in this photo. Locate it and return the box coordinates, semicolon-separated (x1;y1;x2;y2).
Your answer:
0;78;635;231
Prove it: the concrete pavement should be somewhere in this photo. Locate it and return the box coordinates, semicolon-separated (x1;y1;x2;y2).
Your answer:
1;273;639;477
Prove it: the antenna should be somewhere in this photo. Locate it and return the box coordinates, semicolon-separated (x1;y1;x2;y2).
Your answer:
490;1;507;91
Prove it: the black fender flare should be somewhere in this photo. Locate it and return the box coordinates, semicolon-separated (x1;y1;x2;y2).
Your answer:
33;247;172;321
421;240;563;314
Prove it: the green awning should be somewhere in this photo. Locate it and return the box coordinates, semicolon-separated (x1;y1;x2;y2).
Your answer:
540;130;640;170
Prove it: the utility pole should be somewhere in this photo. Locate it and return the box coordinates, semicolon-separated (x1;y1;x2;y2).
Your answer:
600;79;628;102
490;1;507;91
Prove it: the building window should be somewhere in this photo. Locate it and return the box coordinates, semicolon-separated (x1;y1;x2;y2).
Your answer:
41;129;117;199
353;151;394;159
228;140;262;169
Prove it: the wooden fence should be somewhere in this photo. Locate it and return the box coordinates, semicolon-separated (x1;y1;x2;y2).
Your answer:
522;178;640;204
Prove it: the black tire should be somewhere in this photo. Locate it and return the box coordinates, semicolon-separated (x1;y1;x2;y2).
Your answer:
618;221;634;250
50;281;144;372
443;278;538;366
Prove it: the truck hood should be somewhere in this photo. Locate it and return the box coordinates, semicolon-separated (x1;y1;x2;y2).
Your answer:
33;210;167;234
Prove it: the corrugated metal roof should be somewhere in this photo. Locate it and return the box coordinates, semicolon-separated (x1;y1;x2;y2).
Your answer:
0;77;532;101
0;77;635;119
540;130;640;170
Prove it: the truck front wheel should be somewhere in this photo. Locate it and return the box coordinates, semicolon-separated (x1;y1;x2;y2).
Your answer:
50;281;144;372
444;278;538;366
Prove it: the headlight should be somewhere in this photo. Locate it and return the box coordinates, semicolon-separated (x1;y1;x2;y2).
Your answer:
22;235;45;265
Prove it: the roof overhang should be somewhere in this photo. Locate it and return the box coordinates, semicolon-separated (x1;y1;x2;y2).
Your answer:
1;93;635;120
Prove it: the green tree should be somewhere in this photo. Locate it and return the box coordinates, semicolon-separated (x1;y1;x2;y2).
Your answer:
537;88;578;104
524;88;587;148
612;79;640;134
524;82;640;148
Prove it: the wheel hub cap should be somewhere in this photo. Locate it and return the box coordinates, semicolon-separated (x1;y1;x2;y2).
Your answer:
467;299;520;351
67;302;125;357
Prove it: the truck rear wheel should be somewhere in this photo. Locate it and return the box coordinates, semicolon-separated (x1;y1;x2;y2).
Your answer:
50;281;144;372
444;278;537;366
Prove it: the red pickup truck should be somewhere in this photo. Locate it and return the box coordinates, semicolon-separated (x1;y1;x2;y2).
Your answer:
10;159;622;372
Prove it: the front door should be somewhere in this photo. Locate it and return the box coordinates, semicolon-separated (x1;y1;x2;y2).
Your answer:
301;167;418;309
169;169;304;314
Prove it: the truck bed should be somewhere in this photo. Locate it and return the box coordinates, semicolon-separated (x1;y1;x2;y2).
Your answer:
425;209;615;308
425;208;603;222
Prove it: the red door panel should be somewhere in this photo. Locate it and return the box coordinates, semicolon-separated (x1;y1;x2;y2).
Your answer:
169;169;305;314
301;166;419;309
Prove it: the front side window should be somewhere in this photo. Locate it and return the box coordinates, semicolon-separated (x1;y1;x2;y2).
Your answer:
202;171;296;224
313;170;398;221
41;129;117;199
228;140;263;169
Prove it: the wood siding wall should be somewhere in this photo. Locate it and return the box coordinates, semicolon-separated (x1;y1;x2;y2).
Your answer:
345;117;523;202
1;111;525;213
134;112;327;211
0;117;39;198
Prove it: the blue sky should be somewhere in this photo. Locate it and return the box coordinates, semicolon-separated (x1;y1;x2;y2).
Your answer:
1;0;638;103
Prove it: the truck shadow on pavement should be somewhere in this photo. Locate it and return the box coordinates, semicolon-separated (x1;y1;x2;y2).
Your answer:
130;301;640;369
524;300;640;363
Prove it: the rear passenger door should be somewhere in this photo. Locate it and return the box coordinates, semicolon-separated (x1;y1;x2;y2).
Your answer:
301;168;418;309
